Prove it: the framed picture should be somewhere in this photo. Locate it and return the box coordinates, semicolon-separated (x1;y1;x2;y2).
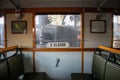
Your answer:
90;20;106;33
11;21;27;34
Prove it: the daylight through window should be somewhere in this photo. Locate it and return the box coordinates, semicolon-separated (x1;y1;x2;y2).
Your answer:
113;15;120;48
0;16;4;48
35;14;81;48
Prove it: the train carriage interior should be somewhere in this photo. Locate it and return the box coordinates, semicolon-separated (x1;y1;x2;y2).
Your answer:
0;0;120;80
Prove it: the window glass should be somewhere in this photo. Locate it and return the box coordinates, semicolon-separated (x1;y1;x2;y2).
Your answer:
0;16;4;48
113;15;120;48
35;14;81;48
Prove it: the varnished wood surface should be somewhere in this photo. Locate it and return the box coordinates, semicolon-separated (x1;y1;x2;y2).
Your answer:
0;45;18;53
98;45;120;55
1;45;120;54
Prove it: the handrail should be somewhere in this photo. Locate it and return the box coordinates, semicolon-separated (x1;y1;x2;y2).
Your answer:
0;45;18;53
98;45;120;55
0;45;119;55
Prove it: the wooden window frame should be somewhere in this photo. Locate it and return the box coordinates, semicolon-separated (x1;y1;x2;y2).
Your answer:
33;8;84;51
0;16;6;48
112;15;120;48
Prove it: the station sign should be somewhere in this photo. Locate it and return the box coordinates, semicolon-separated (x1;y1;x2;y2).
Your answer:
46;42;70;48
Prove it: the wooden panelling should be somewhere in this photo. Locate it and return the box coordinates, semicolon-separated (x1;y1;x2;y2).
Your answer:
0;7;115;13
81;12;84;73
20;48;95;52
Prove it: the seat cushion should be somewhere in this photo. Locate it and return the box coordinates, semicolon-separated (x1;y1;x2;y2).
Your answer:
8;54;24;80
23;72;51;80
71;73;94;80
92;54;106;80
0;60;10;80
104;61;120;80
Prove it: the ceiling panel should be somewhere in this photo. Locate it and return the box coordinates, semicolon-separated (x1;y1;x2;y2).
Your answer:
0;0;119;9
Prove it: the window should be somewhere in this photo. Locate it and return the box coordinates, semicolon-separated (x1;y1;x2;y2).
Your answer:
35;14;81;48
113;15;120;48
0;16;4;48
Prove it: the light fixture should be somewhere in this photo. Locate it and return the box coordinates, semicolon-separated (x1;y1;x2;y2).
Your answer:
96;8;102;20
15;9;24;20
9;0;24;20
96;0;108;20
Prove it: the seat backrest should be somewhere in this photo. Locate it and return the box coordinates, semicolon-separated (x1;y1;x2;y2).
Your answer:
0;60;10;80
0;53;10;80
7;54;24;80
104;61;120;80
92;54;107;80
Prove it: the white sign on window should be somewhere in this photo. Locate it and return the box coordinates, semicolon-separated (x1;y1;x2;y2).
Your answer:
46;42;70;48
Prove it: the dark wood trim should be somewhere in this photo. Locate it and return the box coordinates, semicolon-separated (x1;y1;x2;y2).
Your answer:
34;48;83;52
20;48;95;52
111;14;113;48
113;40;120;41
2;8;82;13
0;7;116;13
32;13;36;48
32;13;36;72
81;12;84;73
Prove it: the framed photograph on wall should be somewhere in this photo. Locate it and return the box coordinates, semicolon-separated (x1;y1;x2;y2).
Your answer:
90;20;106;33
11;21;27;34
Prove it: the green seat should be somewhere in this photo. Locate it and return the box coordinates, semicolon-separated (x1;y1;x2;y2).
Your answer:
8;54;24;80
92;54;106;80
0;60;10;80
23;72;51;80
0;53;10;80
71;73;94;80
71;54;107;80
104;61;120;80
7;53;51;80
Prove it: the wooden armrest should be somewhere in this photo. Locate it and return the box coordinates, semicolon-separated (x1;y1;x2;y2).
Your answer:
0;45;18;53
98;45;120;55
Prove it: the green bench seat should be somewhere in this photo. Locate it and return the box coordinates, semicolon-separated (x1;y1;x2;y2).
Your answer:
71;54;107;80
8;53;51;80
0;49;51;80
104;61;120;80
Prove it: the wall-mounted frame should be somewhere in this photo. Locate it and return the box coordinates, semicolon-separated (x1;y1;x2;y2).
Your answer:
90;20;106;33
11;21;27;34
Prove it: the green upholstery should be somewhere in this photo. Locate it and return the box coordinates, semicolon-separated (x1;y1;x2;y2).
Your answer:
92;54;106;80
0;60;10;80
71;54;107;80
0;48;51;80
104;61;120;80
8;54;24;80
71;73;94;80
23;72;51;80
7;53;51;80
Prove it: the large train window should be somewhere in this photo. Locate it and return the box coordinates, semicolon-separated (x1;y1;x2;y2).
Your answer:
0;16;4;48
35;14;81;48
113;15;120;48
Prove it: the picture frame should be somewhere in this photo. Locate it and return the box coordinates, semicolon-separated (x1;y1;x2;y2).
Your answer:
90;20;106;33
11;21;27;34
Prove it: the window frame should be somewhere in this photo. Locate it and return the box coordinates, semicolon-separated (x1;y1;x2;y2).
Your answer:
33;12;84;51
113;14;120;48
0;15;5;48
